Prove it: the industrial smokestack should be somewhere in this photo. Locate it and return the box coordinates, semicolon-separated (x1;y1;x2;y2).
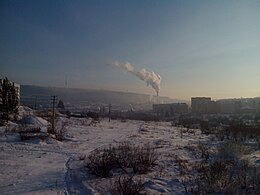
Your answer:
112;61;161;96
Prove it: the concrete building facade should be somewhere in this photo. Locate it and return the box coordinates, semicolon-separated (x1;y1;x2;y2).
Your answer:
191;97;212;113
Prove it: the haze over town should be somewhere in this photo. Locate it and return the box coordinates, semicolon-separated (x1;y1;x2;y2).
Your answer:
1;0;260;100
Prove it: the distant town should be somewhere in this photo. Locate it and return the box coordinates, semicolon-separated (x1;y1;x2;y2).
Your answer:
2;79;260;117
153;96;260;116
2;79;260;131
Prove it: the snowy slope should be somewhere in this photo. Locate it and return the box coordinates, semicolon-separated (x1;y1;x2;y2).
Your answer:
1;111;259;194
0;116;142;194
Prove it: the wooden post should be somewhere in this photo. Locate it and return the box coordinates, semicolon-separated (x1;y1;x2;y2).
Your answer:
50;96;57;133
109;104;111;122
34;96;37;110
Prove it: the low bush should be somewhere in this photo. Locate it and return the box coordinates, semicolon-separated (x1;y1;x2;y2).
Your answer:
197;143;210;163
130;144;158;174
174;155;190;176
109;175;147;195
216;141;245;162
196;160;234;193
47;120;67;141
54;127;67;141
85;143;158;178
178;141;260;194
86;146;118;177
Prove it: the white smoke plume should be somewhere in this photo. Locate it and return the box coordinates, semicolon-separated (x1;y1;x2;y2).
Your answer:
112;61;161;96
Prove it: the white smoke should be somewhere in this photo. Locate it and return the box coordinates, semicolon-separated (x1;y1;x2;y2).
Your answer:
112;61;161;96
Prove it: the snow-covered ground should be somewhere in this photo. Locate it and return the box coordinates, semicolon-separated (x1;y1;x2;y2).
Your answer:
0;114;143;194
1;108;259;194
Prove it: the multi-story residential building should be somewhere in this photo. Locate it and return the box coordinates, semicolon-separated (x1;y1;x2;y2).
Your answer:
191;97;212;113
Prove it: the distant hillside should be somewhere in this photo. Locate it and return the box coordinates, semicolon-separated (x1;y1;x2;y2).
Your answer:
20;85;186;110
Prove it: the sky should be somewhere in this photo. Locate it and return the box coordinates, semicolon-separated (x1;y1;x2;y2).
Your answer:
1;0;260;100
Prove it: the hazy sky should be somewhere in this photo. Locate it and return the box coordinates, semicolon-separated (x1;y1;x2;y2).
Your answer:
1;0;260;100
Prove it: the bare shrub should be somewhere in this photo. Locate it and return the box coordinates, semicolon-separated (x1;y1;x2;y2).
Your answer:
215;129;225;141
131;144;158;174
216;141;245;162
235;159;260;193
197;160;234;193
89;119;100;127
226;123;260;142
174;155;190;176
109;143;159;174
86;147;116;177
54;127;67;141
48;120;68;141
237;159;251;189
112;143;137;172
197;143;210;163
195;159;260;194
47;125;55;134
85;143;159;177
109;175;147;195
180;141;260;194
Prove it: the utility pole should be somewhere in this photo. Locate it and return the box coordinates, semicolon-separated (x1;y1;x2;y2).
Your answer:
65;74;68;88
34;96;37;110
50;95;57;133
108;104;111;122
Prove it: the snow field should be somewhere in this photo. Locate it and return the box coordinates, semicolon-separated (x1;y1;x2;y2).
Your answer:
1;111;259;194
